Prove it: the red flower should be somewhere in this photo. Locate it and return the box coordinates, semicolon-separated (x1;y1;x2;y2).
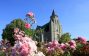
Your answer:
25;23;31;29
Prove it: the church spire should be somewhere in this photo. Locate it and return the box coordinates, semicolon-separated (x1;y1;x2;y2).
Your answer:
50;10;58;21
52;10;56;16
51;10;58;17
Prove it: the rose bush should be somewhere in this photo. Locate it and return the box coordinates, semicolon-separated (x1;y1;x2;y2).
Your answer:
0;32;89;56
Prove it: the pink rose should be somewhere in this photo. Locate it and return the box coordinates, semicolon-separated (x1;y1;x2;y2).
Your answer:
20;43;29;56
25;23;31;29
47;47;54;53
78;37;86;41
69;40;76;46
69;40;76;49
27;12;34;17
70;45;76;50
78;37;87;44
81;41;87;44
51;40;59;47
52;40;59;45
60;43;66;50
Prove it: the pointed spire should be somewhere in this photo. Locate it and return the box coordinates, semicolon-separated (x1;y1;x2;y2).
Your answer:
52;10;56;16
50;10;58;21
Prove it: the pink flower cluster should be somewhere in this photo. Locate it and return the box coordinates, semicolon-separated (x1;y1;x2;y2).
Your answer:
45;40;77;53
69;40;76;49
46;40;59;48
45;40;60;53
60;43;66;50
78;37;87;44
45;36;87;54
12;28;37;56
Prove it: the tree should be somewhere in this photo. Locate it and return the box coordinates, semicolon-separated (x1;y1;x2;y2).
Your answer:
59;33;71;43
2;19;33;46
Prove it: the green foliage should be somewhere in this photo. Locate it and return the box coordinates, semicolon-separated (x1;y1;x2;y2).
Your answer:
59;33;71;43
0;51;6;56
63;51;72;56
76;43;84;49
2;19;33;46
73;44;89;56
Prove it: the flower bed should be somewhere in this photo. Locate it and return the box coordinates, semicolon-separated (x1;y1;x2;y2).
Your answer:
0;28;89;56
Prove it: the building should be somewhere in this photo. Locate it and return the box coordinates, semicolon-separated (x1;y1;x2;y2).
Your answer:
36;10;62;42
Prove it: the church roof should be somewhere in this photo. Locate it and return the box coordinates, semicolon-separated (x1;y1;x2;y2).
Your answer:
36;22;49;32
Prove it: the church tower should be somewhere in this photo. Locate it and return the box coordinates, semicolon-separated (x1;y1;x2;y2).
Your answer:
50;10;62;41
36;10;62;42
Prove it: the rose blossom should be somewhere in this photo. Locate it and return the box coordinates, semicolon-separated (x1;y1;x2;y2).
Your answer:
25;23;31;29
49;40;59;48
68;40;76;50
12;29;38;56
78;37;86;42
69;40;76;46
78;37;87;44
52;40;59;45
70;45;76;49
20;43;29;56
60;43;66;50
27;12;34;17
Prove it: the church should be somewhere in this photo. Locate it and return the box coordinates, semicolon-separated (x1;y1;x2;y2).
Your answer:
36;10;62;42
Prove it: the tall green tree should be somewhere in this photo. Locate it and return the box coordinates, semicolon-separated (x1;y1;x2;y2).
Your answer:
59;33;71;43
2;19;33;46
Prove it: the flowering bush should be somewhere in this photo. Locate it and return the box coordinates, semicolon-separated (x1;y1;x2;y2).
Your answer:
77;37;87;44
0;29;89;56
11;28;45;56
41;37;89;56
80;44;89;54
0;28;45;56
72;37;89;56
73;45;89;56
41;40;77;56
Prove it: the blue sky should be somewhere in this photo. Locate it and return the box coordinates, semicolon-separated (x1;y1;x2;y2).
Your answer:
0;0;89;40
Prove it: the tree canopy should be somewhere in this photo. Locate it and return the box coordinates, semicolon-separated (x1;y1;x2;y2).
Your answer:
59;33;71;43
2;19;33;45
